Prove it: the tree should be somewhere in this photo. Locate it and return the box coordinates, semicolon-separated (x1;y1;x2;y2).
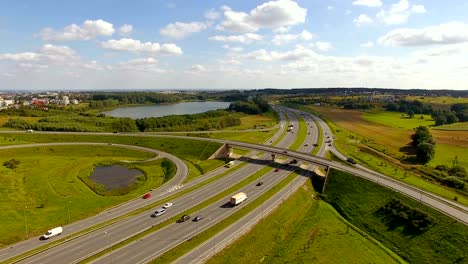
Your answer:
416;142;436;163
407;110;415;118
411;126;434;147
434;115;447;126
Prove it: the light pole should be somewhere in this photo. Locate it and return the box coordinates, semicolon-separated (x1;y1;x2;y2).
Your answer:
67;201;71;224
24;206;28;239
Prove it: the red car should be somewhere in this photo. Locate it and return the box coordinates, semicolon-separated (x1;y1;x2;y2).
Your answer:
274;168;280;172
143;193;151;199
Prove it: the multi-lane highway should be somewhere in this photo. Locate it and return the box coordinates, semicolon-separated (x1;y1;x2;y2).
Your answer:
0;106;467;264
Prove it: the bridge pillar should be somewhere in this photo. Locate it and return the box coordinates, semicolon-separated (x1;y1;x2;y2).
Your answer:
321;166;331;193
209;144;233;159
271;154;276;162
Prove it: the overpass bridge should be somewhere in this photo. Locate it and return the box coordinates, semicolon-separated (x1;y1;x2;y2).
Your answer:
2;130;468;225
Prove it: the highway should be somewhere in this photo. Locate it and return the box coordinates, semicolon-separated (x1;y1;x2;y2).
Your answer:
2;108;294;263
0;106;467;264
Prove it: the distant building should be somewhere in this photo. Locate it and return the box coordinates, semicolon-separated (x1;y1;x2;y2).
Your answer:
62;96;70;105
70;99;79;104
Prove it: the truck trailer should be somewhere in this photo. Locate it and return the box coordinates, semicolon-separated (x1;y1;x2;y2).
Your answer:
230;192;247;206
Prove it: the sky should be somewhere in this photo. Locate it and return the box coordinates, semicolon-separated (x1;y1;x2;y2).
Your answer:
0;0;467;90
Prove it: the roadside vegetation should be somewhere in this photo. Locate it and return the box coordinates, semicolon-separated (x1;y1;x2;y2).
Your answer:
0;145;168;247
289;114;307;151
208;181;402;264
321;169;468;264
288;104;467;203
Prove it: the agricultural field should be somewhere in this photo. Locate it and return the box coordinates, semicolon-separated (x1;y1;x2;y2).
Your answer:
208;182;402;264
362;111;434;129
0;145;167;247
404;96;468;110
433;122;468;131
307;106;467;168
323;170;468;264
227;114;278;130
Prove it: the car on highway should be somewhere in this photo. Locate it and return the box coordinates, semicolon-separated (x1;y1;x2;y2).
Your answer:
328;144;332;146
256;181;264;186
282;150;288;154
193;215;204;222
304;143;309;146
162;203;173;209
152;208;166;217
177;215;191;223
143;193;151;199
347;158;357;165
313;143;318;146
274;168;280;172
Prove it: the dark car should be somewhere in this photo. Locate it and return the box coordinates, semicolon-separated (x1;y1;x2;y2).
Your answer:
256;181;264;186
313;143;319;146
347;158;357;165
177;214;191;223
274;168;280;172
193;215;204;222
283;150;288;154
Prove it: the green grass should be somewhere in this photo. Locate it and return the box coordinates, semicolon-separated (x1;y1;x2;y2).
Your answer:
430;144;468;169
363;111;434;129
433;122;468;131
154;171;299;264
0;145;163;247
323;169;468;264
207;129;278;144
208;181;403;264
289;114;307;151
0;132;221;166
232;147;250;156
4;158;249;264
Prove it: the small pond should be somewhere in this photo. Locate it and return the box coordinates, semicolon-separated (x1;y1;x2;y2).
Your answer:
89;165;143;190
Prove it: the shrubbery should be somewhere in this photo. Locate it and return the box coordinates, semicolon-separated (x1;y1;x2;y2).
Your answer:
411;126;436;163
378;199;434;233
3;159;20;169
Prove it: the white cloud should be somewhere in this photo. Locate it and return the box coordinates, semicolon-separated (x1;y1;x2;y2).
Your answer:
118;24;133;36
37;19;115;41
360;41;375;48
205;9;220;20
0;52;40;61
116;57;165;73
378;22;468;47
353;14;374;26
222;45;244;52
243;45;317;61
272;30;314;45
0;44;78;62
411;5;426;14
102;38;183;55
314;42;333;52
352;0;382;7
345;10;352;15
188;64;207;73
217;0;307;33
376;0;426;25
327;6;334;11
160;21;208;39
209;33;263;44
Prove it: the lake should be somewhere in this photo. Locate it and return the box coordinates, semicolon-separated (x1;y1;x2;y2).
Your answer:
89;165;143;190
102;101;231;119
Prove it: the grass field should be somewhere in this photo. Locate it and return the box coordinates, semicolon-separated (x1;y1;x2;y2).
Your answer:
433;122;468;131
205;129;278;144
0;145;167;247
229;114;277;130
0;133;222;169
363;111;434;129
404;96;468;108
208;182;402;264
323;169;468;264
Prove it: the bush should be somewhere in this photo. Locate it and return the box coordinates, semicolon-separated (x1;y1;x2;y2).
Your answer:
443;177;465;190
3;159;20;169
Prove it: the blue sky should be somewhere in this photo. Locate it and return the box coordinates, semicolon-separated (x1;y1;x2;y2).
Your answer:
0;0;467;90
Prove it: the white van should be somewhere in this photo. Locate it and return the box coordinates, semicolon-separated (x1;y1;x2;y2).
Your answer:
42;227;63;239
26;129;34;133
153;208;166;217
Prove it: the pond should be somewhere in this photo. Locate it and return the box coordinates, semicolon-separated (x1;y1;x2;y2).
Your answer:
89;165;143;190
102;101;231;119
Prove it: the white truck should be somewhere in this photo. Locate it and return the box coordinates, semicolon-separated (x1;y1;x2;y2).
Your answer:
230;192;247;206
41;226;63;239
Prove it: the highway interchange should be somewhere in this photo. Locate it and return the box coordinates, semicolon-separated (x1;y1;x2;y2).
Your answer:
0;106;467;264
